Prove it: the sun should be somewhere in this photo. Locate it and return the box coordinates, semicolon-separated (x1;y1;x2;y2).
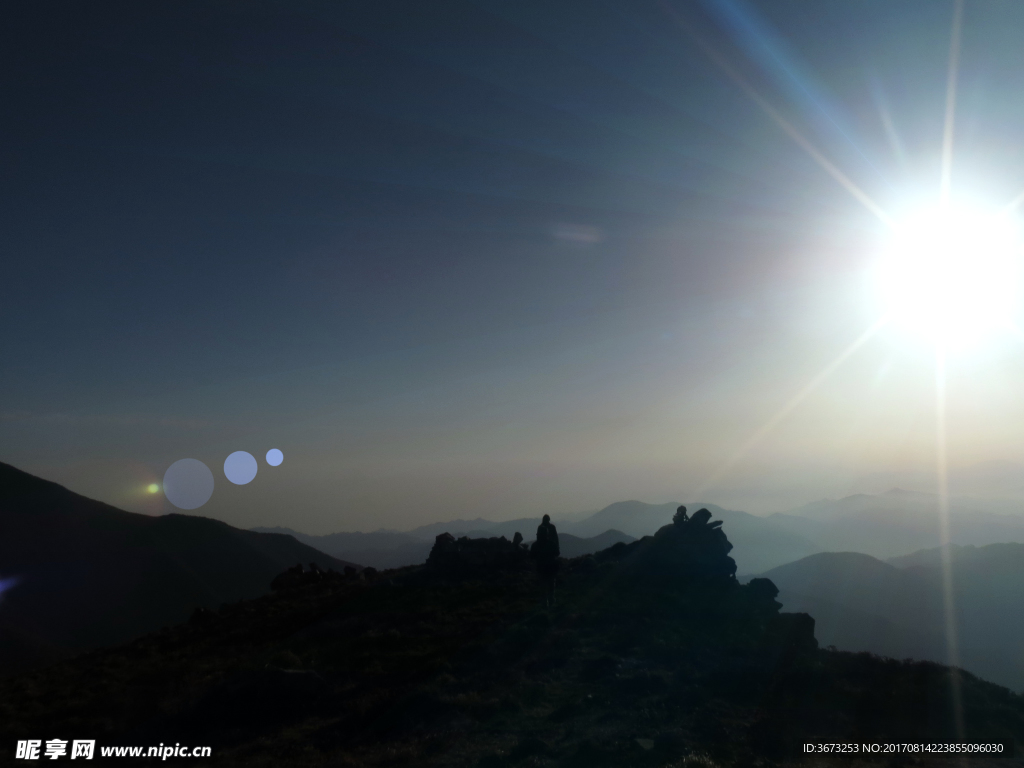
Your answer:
876;202;1023;348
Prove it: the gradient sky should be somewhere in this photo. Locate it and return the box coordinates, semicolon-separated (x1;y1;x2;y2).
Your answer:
6;0;1024;533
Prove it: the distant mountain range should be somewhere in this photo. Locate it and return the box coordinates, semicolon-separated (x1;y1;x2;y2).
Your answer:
761;542;1024;691
255;490;1024;576
11;452;1024;694
766;488;1024;560
252;500;822;575
852;460;1024;500
563;501;820;574
0;462;358;677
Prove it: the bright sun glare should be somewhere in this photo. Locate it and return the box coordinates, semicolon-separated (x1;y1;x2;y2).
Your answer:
877;204;1022;347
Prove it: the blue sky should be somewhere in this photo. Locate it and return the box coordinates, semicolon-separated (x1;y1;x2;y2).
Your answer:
6;1;1024;532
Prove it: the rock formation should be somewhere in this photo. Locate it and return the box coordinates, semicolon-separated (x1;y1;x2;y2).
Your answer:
426;532;531;575
633;505;738;580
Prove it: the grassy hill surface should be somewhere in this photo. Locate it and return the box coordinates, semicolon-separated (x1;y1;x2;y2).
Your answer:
0;462;357;677
2;509;1023;766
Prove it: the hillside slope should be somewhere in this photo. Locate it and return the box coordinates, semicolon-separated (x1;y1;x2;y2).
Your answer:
2;508;1022;766
762;545;1024;691
0;462;357;676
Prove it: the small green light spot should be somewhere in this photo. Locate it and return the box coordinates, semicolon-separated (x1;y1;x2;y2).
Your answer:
147;483;160;494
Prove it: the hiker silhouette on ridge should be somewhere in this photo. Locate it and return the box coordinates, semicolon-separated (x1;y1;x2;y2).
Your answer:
531;514;560;606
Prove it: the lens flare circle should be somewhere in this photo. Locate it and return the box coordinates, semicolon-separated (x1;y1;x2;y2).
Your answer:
163;459;215;510
266;448;283;466
224;451;258;485
877;204;1022;346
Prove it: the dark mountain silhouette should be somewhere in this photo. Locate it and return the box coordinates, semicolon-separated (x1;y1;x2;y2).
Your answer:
761;543;1024;691
4;506;1023;766
0;462;358;677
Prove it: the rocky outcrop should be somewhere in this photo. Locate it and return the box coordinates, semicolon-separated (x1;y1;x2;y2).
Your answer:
426;532;531;576
607;506;816;659
630;505;738;580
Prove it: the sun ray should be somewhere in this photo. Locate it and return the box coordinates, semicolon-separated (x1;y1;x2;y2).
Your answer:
933;343;964;737
694;318;888;499
940;0;965;207
934;4;966;732
1003;189;1024;214
877;100;908;169
660;2;892;226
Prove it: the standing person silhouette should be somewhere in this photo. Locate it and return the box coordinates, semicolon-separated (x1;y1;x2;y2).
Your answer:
531;514;560;606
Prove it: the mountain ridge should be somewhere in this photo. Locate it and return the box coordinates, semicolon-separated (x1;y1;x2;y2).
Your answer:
0;461;358;677
761;543;1024;691
4;500;1023;765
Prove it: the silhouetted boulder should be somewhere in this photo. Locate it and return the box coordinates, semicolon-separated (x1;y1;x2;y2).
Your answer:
634;506;737;580
608;510;816;661
744;577;784;618
426;532;531;576
746;577;779;601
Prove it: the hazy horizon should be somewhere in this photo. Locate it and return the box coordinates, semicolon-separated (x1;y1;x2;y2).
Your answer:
9;456;1024;537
